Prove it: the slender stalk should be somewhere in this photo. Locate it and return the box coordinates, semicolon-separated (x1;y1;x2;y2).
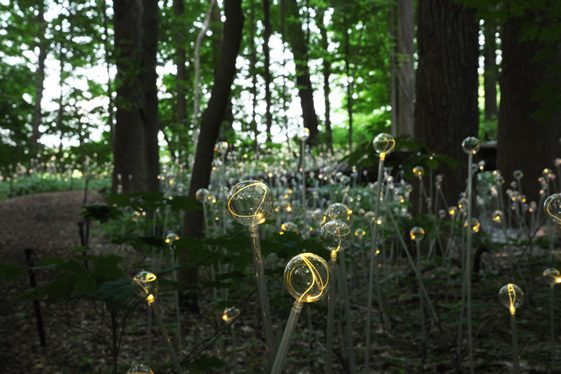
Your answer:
326;252;337;374
271;301;303;374
511;312;520;374
365;155;385;370
148;307;153;364
151;303;183;373
338;251;356;373
416;240;427;346
550;285;555;372
466;154;474;374
249;225;276;366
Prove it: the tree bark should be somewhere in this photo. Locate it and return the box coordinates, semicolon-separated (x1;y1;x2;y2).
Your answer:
142;0;160;193
113;0;146;193
415;0;479;200
181;0;244;308
263;0;273;143
174;0;187;161
483;20;497;120
317;11;333;154
284;0;319;146
249;0;259;152
344;25;353;153
31;0;47;154
100;0;115;150
389;3;399;136
498;17;561;202
396;0;415;136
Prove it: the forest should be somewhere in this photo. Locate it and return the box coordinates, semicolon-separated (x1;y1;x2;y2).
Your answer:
1;0;561;373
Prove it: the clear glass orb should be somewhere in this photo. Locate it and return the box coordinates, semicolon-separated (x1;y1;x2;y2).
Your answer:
195;188;210;202
458;197;468;211
326;203;352;222
412;166;424;178
491;210;504;224
284;252;329;303
354;228;367;241
320;220;350;252
215;141;229;156
132;271;158;304
297;127;310;141
372;133;396;157
462;136;480;155
544;193;561;223
221;306;241;324
409;226;426;242
498;283;524;314
127;363;154;374
513;170;524;180
164;231;180;245
543;268;561;286
438;209;447;219
463;218;481;233
280;221;299;235
311;208;324;224
227;180;273;226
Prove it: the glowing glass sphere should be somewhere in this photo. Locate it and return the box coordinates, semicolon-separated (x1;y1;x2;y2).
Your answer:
280;221;299;235
409;226;426;242
463;218;481;233
215;141;229;156
133;271;158;305
165;231;180;245
372;133;396;158
354;228;367;240
544;194;561;224
127;363;154;374
221;306;241;324
195;188;210;202
227;180;273;226
513;170;524;180
498;283;524;315
297;127;310;141
543;268;561;286
326;203;352;222
412;166;424;178
448;206;458;217
320;220;350;252
284;253;329;303
491;210;504;224
461;136;480;155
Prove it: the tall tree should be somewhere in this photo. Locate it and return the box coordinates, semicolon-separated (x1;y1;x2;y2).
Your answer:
396;0;415;136
483;20;497;121
415;1;479;199
30;0;47;154
316;9;333;154
113;0;145;192
181;0;244;307
142;0;161;193
173;0;187;161
498;14;561;201
284;0;319;145
263;0;273;143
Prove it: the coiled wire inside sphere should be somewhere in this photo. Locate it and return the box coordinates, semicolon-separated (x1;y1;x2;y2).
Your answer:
284;253;329;303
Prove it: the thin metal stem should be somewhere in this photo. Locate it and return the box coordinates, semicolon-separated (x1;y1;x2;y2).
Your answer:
271;302;303;374
151;303;183;373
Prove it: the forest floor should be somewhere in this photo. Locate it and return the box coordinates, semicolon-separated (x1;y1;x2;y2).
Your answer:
1;191;560;373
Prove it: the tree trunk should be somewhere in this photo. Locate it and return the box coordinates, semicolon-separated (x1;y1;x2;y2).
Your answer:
174;0;187;161
284;0;319;146
100;0;115;151
344;25;353;153
483;20;497;121
415;0;479;200
249;0;259;152
317;11;333;154
498;17;561;202
396;0;415;136
389;3;398;136
142;0;160;193
263;0;273;144
180;0;244;309
31;0;47;154
113;0;146;193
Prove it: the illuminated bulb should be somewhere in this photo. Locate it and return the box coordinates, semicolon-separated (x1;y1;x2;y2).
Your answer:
297;127;310;141
284;253;329;303
133;271;158;305
215;140;229;156
221;306;241;324
543;268;561;286
462;136;480;155
491;210;504;224
372;133;396;160
227;180;273;226
326;203;352;222
127;363;154;374
280;221;299;235
354;228;366;240
409;226;426;242
458;198;468;211
320;220;350;252
498;283;524;315
165;231;180;245
412;166;424;178
463;218;481;233
195;188;210;202
544;194;561;224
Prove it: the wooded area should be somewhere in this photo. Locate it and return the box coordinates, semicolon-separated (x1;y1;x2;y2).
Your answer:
2;0;561;373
